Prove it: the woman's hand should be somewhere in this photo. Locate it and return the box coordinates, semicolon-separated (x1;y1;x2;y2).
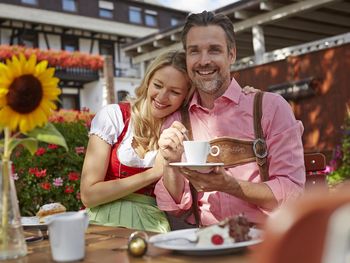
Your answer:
152;152;167;180
159;121;186;163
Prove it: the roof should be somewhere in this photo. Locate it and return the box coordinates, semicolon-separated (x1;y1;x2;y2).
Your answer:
123;0;350;66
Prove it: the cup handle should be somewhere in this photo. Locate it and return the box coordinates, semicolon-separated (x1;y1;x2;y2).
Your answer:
210;145;220;157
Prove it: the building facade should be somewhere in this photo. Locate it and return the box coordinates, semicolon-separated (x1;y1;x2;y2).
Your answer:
0;0;187;112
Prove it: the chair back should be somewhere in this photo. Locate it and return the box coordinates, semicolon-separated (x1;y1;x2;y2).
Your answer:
304;153;327;189
250;187;350;263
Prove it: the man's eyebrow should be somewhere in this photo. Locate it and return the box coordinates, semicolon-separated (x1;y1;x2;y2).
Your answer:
209;44;224;49
186;45;198;49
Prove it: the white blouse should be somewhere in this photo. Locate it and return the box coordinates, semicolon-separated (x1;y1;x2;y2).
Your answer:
89;104;157;168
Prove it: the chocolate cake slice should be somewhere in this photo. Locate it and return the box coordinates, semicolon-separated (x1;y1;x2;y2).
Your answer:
196;214;251;246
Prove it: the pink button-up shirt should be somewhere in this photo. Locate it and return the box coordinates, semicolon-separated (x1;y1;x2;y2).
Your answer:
155;78;305;225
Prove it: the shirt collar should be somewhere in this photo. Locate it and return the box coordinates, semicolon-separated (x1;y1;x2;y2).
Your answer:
188;77;242;110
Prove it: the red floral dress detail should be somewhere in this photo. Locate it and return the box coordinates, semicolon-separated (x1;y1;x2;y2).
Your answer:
104;103;156;197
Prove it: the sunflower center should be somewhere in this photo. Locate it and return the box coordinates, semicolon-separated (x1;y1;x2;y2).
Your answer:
7;74;43;113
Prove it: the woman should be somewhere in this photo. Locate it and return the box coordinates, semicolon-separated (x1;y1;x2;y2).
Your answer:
80;50;194;233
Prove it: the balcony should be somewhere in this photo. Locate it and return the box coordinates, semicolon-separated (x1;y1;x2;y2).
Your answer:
55;66;99;86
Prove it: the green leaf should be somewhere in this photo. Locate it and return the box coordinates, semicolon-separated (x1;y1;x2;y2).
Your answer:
25;123;68;151
8;138;38;155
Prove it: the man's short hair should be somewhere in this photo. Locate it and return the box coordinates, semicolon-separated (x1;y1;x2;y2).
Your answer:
181;11;236;52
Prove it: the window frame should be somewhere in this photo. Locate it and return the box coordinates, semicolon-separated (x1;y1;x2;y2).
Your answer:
21;0;38;5
129;6;142;24
144;9;158;27
62;0;78;13
61;36;79;52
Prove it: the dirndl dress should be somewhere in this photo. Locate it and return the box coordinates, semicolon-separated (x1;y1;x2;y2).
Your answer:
87;103;170;233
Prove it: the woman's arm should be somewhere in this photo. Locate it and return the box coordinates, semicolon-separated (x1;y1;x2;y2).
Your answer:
158;121;188;203
80;135;164;208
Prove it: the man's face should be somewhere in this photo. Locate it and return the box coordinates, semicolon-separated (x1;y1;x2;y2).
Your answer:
185;25;235;96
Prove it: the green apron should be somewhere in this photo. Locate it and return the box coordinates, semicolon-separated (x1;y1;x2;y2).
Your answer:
87;193;170;233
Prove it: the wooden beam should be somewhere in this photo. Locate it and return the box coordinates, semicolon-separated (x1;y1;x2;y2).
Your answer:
103;55;115;105
233;0;338;33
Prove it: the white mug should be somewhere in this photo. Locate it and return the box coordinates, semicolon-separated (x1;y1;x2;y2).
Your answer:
47;211;89;262
183;141;220;164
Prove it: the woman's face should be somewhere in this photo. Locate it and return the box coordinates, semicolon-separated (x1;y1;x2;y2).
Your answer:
147;65;189;119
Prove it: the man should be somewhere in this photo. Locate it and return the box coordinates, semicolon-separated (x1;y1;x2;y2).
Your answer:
155;11;305;226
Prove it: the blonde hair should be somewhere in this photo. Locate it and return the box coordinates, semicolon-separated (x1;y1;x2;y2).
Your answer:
128;50;194;152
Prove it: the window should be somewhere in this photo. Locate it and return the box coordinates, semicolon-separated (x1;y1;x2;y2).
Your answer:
21;0;37;5
99;41;114;57
145;10;158;27
61;94;79;110
129;7;142;24
99;1;114;19
117;91;129;102
12;30;38;48
62;0;77;12
171;17;181;26
62;37;78;52
99;41;115;75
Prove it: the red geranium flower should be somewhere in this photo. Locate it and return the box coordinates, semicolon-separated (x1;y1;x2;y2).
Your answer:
35;169;47;178
29;167;39;175
64;185;74;194
40;182;51;190
48;144;59;149
68;172;80;181
35;147;46;156
75;147;85;154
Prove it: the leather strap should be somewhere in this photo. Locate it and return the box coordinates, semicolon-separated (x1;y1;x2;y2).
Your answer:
207;137;256;167
253;92;269;181
180;106;201;228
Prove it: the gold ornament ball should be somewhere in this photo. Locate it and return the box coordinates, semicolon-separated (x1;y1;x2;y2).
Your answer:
128;236;147;257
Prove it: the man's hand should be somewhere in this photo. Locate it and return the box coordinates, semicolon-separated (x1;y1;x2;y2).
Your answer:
242;86;259;94
159;121;187;163
179;166;234;192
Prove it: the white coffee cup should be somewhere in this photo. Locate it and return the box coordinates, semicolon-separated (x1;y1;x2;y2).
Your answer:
47;211;89;262
183;141;220;164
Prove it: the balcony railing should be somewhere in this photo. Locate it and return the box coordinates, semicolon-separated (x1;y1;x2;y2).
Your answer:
54;66;99;83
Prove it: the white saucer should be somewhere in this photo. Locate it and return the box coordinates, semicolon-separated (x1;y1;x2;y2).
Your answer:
169;162;224;170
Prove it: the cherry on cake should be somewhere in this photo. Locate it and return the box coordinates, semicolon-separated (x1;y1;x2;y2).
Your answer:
196;215;251;246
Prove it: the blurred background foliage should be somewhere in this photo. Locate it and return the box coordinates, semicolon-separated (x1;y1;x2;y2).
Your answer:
12;109;94;216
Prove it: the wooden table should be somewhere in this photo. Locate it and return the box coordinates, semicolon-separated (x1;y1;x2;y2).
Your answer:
5;225;251;262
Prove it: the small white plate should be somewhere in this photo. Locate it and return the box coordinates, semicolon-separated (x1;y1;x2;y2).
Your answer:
149;228;262;256
169;162;224;170
21;216;47;230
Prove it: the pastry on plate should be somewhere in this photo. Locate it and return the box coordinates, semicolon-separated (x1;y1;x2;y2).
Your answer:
36;202;66;223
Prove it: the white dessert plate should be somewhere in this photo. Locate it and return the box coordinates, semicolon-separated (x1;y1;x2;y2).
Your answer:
169;162;224;170
21;216;47;230
149;227;263;256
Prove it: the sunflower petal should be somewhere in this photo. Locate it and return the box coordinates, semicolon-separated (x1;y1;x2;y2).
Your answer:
37;68;55;81
23;54;37;74
35;60;48;75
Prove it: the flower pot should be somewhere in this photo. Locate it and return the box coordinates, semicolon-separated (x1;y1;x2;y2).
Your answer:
0;160;27;260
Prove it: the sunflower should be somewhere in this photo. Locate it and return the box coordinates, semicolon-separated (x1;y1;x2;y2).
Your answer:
0;54;61;133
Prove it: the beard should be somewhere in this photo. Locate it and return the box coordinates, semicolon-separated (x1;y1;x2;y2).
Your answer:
192;73;225;95
193;78;222;94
